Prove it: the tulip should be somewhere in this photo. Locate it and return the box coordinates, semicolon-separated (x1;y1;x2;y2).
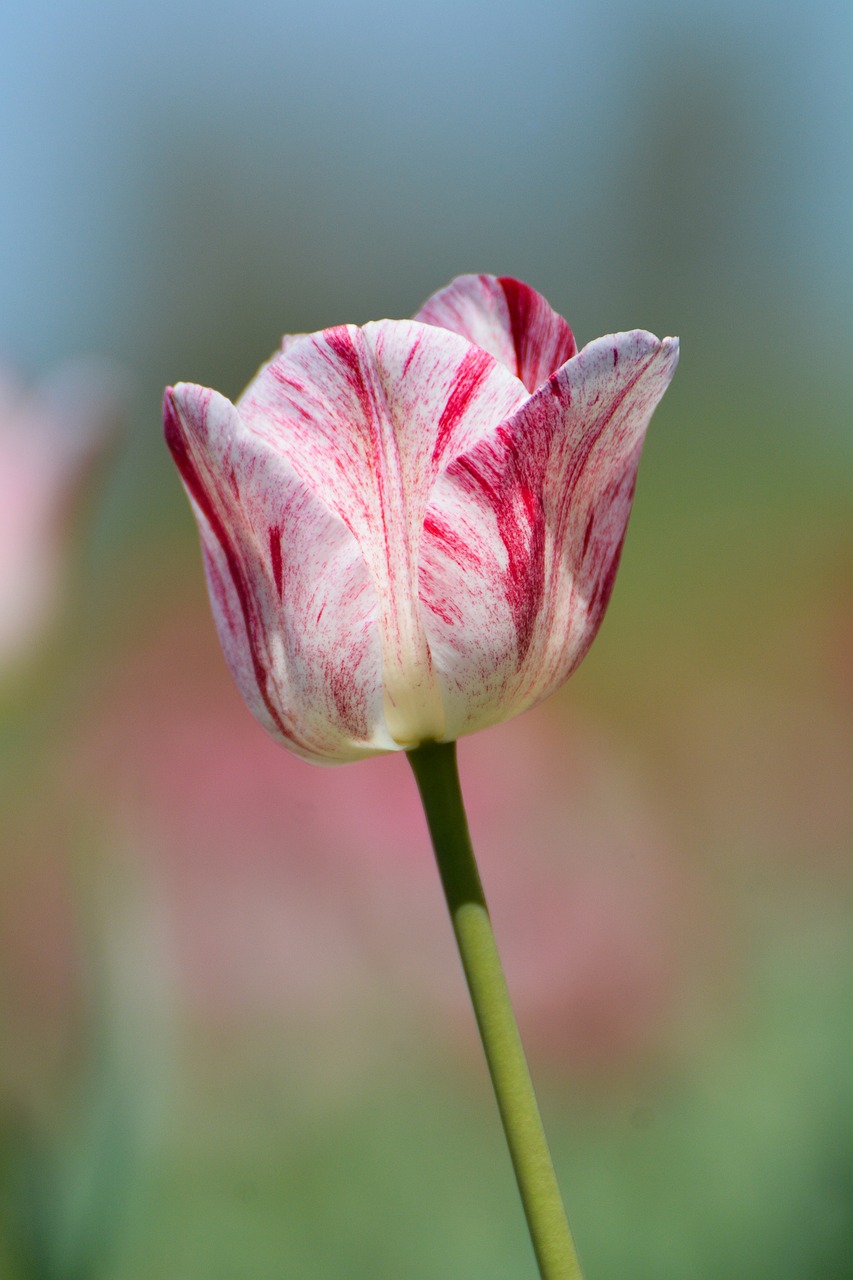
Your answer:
0;360;122;675
164;276;679;1280
164;275;678;764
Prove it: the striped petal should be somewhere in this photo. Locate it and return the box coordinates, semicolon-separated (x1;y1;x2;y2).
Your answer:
419;331;680;740
237;320;527;746
415;274;576;392
165;384;391;763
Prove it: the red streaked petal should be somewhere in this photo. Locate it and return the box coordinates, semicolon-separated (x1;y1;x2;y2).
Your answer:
415;274;576;393
237;319;527;746
419;331;679;739
165;383;391;763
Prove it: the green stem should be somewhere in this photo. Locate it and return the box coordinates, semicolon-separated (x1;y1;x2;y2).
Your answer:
407;740;584;1280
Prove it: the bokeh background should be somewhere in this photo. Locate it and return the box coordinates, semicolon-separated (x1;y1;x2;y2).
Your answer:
1;1;851;1276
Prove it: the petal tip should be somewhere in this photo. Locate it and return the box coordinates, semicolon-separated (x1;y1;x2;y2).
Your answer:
163;382;219;457
162;385;182;450
657;335;681;379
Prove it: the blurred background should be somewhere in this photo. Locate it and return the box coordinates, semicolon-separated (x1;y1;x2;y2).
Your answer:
1;0;851;1276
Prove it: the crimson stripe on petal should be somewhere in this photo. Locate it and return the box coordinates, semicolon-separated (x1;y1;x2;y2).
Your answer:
449;438;546;662
433;346;495;465
498;275;576;389
269;526;284;599
415;274;576;392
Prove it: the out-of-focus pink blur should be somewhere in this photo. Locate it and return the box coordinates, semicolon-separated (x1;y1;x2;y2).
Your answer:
73;604;705;1079
0;361;123;675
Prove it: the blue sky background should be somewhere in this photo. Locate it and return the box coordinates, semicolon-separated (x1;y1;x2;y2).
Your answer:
2;0;850;405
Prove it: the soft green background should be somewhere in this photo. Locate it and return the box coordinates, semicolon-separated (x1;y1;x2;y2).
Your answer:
1;1;851;1276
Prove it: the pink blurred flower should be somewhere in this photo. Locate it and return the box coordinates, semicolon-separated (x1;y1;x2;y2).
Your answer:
0;359;122;674
79;606;697;1073
164;275;678;762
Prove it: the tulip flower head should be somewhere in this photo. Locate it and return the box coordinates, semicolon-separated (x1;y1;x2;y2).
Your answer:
165;276;678;764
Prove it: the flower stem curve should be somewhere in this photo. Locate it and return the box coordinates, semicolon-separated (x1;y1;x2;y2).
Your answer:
406;740;584;1280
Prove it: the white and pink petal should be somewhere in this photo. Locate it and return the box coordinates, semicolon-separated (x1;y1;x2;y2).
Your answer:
415;274;576;393
418;331;680;737
165;383;392;763
236;319;527;746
